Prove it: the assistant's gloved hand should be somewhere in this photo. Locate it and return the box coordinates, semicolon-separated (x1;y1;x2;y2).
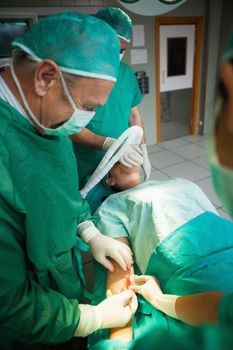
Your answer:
102;137;143;168
129;275;178;319
75;290;138;337
77;221;133;271
140;144;152;180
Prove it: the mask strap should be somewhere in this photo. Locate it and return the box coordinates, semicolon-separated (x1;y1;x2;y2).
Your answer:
60;72;77;111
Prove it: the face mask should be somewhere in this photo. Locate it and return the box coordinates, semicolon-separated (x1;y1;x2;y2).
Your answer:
10;61;95;136
120;51;125;61
208;135;233;217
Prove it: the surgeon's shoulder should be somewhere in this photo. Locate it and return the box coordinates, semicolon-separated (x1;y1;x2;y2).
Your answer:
120;62;135;77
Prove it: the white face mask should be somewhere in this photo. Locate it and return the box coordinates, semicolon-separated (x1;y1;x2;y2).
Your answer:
10;61;95;136
208;135;233;217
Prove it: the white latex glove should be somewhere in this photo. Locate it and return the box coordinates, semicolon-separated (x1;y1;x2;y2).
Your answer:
129;275;163;303
77;221;133;271
140;144;152;180
129;275;178;319
102;137;143;168
75;290;138;337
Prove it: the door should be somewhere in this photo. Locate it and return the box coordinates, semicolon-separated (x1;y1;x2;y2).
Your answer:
155;17;203;143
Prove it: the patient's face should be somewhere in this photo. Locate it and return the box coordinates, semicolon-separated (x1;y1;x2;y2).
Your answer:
107;163;141;191
215;61;233;169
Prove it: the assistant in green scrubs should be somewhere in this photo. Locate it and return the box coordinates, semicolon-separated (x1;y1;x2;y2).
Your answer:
74;61;142;187
71;8;153;188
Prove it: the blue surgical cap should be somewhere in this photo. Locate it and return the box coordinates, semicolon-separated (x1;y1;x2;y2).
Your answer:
96;7;132;43
12;12;120;82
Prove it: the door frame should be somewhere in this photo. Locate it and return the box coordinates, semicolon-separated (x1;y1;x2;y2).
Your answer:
155;17;203;143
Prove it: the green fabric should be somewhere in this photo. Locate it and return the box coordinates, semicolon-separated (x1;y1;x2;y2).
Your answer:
96;7;132;42
221;30;233;63
0;99;95;347
13;12;120;80
85;177;116;214
146;212;233;296
132;324;233;350
219;293;233;325
73;62;142;187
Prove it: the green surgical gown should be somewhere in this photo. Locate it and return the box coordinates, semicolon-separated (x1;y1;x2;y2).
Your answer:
0;99;95;347
73;62;142;187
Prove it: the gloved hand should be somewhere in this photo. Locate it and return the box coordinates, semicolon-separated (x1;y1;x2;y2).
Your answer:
129;275;178;319
140;144;152;180
103;137;143;168
129;275;162;304
77;221;133;271
75;290;138;337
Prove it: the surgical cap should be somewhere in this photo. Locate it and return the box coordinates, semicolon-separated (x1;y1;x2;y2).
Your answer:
12;12;120;82
221;30;233;63
96;7;132;43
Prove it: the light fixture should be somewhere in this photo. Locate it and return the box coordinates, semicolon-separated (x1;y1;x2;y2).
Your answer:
117;0;187;16
120;0;140;3
159;0;183;4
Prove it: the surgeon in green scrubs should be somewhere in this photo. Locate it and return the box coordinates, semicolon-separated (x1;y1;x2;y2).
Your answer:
72;7;152;187
0;12;138;349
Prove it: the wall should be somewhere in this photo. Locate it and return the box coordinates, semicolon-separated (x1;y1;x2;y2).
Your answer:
121;0;208;144
0;0;230;144
121;12;156;145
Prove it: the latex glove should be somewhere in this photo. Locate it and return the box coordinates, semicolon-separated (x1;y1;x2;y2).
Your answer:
75;290;138;337
78;221;133;271
103;137;143;168
129;275;178;319
140;144;152;180
129;275;162;304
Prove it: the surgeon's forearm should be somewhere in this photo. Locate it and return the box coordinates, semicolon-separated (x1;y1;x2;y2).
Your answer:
106;237;134;341
175;292;223;326
129;106;145;143
71;128;106;149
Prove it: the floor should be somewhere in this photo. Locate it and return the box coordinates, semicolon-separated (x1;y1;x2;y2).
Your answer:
161;120;190;141
82;134;232;293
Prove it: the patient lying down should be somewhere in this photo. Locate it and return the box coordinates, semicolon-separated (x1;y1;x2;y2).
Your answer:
96;163;233;341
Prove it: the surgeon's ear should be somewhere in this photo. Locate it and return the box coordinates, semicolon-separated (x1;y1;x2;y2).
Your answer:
106;177;116;187
34;59;60;97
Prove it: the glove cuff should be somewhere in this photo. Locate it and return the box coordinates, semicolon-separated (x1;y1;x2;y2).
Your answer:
102;137;116;151
150;294;179;319
77;220;100;243
140;143;147;150
75;304;101;337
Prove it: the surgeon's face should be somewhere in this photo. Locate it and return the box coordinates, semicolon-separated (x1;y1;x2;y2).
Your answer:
39;73;114;129
215;61;233;169
67;76;115;112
